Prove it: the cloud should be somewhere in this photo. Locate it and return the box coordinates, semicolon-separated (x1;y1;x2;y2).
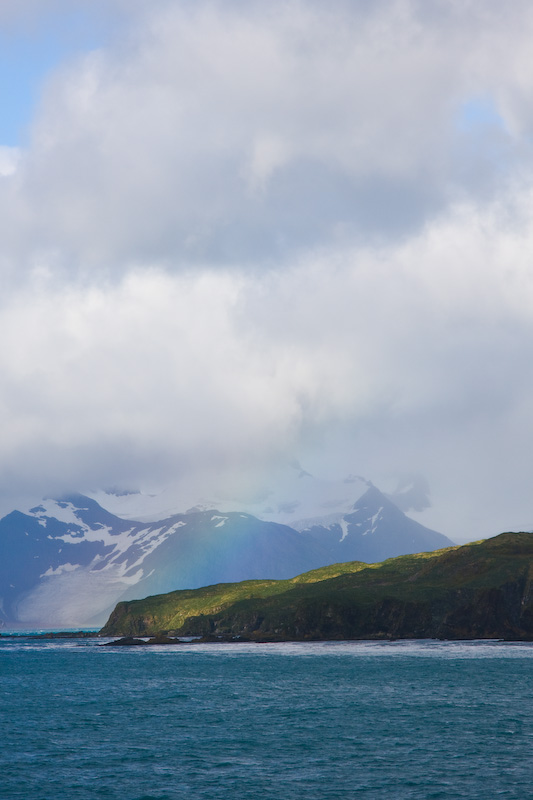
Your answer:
0;146;20;176
2;0;533;275
1;184;533;539
1;1;533;540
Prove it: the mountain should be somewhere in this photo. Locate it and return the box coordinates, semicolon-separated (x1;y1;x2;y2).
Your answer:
291;484;451;563
101;531;533;641
0;494;185;627
0;479;453;628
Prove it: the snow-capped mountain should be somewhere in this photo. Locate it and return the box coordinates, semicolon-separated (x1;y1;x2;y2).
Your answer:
293;484;452;563
0;478;454;628
0;494;187;627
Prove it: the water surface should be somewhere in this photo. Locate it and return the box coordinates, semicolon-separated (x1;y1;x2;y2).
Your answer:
1;638;532;799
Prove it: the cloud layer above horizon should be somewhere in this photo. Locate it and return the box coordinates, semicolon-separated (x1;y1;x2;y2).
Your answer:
2;0;533;539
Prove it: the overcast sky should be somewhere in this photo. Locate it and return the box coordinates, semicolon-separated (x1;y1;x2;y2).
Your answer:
2;0;533;541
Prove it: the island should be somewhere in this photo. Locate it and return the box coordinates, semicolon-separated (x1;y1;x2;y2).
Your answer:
99;531;533;642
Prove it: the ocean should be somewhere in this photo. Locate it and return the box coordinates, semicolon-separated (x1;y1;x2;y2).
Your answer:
1;638;532;799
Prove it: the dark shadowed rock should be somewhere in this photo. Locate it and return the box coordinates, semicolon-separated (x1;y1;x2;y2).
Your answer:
103;636;148;646
146;634;182;645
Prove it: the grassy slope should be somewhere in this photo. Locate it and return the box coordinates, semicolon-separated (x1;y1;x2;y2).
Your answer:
100;532;533;639
100;559;372;634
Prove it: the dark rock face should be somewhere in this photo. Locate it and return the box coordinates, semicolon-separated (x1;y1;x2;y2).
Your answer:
192;586;533;641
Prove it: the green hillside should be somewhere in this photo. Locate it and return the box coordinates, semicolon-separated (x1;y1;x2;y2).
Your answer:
100;532;533;640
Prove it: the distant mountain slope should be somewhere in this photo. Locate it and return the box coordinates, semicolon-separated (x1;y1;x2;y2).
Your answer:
101;532;533;641
292;485;451;563
0;482;453;628
0;494;191;626
113;511;330;603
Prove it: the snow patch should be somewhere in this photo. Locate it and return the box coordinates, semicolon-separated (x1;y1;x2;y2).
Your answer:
27;499;84;526
371;508;383;533
40;563;81;578
291;512;345;532
339;519;350;542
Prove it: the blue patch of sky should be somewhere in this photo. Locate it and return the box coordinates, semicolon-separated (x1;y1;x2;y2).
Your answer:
456;96;506;133
0;6;117;147
453;96;513;183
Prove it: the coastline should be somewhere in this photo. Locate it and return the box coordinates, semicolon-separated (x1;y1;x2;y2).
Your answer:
3;630;533;645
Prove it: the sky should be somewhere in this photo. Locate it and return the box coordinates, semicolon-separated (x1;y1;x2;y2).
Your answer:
2;0;533;542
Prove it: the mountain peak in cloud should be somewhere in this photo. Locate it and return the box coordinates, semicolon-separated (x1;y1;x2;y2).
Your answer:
385;476;431;513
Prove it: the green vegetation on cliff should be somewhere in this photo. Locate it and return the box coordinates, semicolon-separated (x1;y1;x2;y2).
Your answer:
101;532;533;640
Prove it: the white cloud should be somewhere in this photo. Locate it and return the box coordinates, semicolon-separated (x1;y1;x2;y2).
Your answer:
246;133;292;194
2;1;533;273
0;146;20;176
2;1;533;539
2;183;533;538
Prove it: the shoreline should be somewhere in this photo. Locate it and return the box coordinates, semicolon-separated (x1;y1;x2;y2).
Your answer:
100;634;533;645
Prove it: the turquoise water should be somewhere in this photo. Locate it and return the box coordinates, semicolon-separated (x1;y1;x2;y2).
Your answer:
1;639;533;799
